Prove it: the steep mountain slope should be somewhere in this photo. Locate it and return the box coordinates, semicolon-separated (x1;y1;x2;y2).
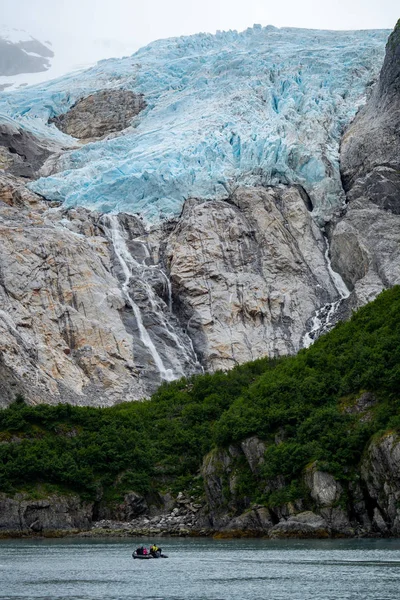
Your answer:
329;20;400;309
0;24;398;407
0;26;138;92
0;27;54;80
0;22;400;539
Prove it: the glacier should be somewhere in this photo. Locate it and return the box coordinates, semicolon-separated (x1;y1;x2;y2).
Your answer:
0;25;389;223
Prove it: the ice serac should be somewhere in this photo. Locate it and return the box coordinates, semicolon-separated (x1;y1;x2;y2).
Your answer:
0;26;388;221
330;20;400;308
165;186;339;369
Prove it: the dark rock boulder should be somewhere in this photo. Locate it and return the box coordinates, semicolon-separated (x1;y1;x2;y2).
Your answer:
269;511;330;538
97;491;148;522
215;505;274;537
49;90;147;140
0;123;58;179
240;436;266;474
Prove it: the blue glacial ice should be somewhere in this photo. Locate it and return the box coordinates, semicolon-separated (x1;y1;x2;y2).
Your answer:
0;25;389;223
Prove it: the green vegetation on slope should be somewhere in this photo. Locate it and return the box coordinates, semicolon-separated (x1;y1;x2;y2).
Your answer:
0;287;400;507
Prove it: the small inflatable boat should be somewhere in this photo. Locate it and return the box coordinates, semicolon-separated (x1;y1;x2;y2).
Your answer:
132;552;168;559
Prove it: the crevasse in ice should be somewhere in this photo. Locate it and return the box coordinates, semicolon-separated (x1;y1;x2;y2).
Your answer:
0;25;389;223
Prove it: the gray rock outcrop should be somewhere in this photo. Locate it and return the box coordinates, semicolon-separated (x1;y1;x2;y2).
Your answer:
240;436;266;474
201;442;273;532
269;511;329;538
340;21;400;211
304;464;353;536
0;123;61;179
361;433;400;535
0;493;92;536
305;465;343;507
49;90;147;140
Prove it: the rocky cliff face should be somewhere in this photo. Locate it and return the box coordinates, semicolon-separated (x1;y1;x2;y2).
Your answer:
340;21;400;210
165;186;338;370
0;172;211;406
329;20;400;309
361;433;400;535
0;492;92;537
197;432;400;538
0;123;63;179
0;171;347;406
0;174;150;406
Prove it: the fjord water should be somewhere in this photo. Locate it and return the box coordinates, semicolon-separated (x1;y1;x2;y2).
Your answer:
1;538;400;600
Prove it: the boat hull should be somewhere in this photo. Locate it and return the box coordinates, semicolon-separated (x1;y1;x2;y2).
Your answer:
132;552;168;559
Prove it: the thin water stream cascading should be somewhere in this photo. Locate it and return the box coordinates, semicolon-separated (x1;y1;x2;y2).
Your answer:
103;215;175;382
302;239;350;349
103;215;202;382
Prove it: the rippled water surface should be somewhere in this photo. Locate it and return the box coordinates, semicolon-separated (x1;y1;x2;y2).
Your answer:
1;537;400;600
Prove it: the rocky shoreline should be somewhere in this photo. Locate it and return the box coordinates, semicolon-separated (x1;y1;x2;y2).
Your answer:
2;430;400;540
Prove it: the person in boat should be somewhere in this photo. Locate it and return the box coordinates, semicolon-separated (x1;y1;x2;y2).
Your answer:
150;544;161;557
135;545;145;555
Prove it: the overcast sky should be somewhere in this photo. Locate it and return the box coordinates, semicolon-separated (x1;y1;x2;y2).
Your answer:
2;0;398;56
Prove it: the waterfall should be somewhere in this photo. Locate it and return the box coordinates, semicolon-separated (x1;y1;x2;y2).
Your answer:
159;270;173;313
103;215;202;382
324;246;350;301
103;215;175;381
302;238;350;349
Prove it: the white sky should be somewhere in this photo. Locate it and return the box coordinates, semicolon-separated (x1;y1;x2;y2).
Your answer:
2;0;398;55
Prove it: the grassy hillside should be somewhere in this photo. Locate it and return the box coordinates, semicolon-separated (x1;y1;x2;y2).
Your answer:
1;287;399;507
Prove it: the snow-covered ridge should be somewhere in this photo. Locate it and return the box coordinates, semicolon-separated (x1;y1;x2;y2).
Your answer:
0;26;54;79
0;26;47;45
0;25;390;222
0;25;138;92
